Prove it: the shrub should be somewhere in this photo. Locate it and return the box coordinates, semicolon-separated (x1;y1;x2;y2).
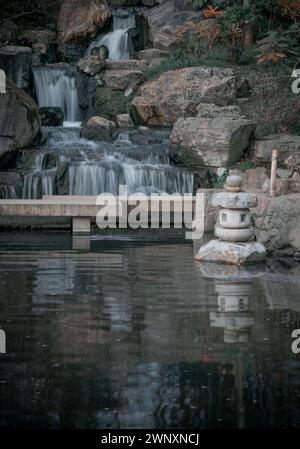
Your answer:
256;27;300;65
247;70;300;134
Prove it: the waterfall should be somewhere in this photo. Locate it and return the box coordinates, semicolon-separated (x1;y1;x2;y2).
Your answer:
21;130;193;199
22;153;56;199
33;67;80;125
69;153;193;196
46;127;81;145
87;12;136;59
0;185;17;199
113;12;136;31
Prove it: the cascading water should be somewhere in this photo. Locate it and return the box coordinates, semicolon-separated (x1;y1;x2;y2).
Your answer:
33;66;80;125
22;130;193;199
68;133;193;196
18;7;194;200
87;11;136;59
70;156;193;196
0;185;17;199
22;152;57;199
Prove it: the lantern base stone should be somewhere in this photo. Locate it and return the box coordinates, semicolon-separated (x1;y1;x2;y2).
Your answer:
195;240;266;265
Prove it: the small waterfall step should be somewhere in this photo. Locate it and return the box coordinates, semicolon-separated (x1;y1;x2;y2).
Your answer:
33;66;81;125
87;9;136;59
41;126;81;145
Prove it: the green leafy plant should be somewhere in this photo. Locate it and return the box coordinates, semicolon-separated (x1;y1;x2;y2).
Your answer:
213;172;228;189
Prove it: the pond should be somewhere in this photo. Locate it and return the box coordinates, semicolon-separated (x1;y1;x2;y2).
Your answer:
0;230;300;429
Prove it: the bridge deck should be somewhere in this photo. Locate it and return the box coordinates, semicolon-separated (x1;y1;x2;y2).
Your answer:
0;197;195;217
0;192;214;234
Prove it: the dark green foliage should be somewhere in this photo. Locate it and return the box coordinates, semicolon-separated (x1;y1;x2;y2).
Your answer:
241;69;300;135
256;28;300;65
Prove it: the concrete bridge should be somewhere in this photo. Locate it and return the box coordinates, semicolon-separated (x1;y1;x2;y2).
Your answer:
0;192;215;235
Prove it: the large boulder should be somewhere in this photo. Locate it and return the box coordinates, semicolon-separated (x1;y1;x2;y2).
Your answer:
0;80;40;163
131;67;237;126
255;194;300;254
254;135;300;173
57;0;112;45
153;26;184;52
102;69;145;93
138;0;201;45
81;116;115;141
17;30;57;64
0;46;32;90
169;105;256;168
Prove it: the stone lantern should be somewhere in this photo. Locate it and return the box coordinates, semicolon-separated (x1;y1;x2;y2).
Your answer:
195;175;266;265
210;282;254;344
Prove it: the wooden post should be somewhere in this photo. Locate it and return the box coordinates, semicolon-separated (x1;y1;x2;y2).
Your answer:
270;149;279;197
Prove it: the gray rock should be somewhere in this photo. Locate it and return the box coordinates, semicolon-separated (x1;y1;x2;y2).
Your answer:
57;0;112;45
277;168;292;179
153;26;184;52
0;80;40;163
139;0;201;44
81;116;115;141
169;112;255;168
115;114;134;128
137;48;170;60
255;194;300;253
132;68;238;127
241;167;269;190
17;30;57;64
289;177;300;193
0;46;32;90
196;103;244;119
77;56;106;76
105;59;146;70
82;77;129;120
195;240;266;265
254;135;300;171
102;69;145;92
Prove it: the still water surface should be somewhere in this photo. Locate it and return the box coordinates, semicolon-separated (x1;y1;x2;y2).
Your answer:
0;231;300;429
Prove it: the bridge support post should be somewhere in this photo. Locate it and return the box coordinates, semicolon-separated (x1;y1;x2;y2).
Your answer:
72;235;91;251
72;217;91;234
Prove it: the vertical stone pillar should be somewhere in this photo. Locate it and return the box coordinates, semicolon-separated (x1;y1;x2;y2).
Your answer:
72;217;91;234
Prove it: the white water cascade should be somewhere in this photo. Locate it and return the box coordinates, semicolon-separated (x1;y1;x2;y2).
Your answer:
21;131;194;198
69;133;194;196
87;12;136;59
22;153;57;199
70;159;194;196
0;185;17;199
33;66;80;126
